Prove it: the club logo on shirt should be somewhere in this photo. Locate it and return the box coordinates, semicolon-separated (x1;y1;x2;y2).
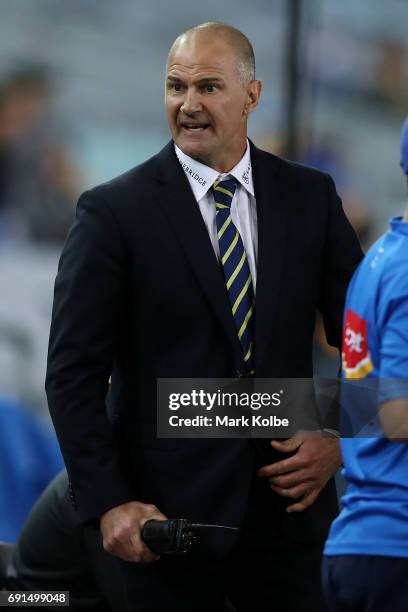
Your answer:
242;161;251;184
342;309;374;379
179;160;207;186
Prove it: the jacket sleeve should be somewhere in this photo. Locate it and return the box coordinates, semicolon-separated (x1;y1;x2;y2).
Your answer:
318;174;364;350
45;189;135;525
315;175;363;431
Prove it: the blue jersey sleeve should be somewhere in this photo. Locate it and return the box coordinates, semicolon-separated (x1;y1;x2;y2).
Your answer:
378;267;408;402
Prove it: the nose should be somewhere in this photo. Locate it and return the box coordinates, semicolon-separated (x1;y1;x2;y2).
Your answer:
180;88;202;115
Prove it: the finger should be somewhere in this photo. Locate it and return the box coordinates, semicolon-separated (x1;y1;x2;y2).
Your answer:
140;504;168;521
270;437;304;453
103;520;157;563
270;482;311;499
257;455;302;478
268;470;310;488
286;488;319;513
138;544;161;563
103;535;140;562
130;533;160;563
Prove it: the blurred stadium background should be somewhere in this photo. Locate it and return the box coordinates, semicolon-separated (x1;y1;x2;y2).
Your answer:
1;0;407;540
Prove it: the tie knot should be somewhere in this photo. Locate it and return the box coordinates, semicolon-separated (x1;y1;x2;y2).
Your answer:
212;178;237;209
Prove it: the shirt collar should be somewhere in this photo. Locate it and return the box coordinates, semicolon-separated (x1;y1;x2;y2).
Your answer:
390;216;408;236
227;142;254;196
174;140;254;201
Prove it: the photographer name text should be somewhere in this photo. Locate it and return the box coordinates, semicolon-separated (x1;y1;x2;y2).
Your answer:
168;415;289;427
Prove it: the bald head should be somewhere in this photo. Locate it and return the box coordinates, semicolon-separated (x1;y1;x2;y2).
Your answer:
168;22;255;86
165;21;262;171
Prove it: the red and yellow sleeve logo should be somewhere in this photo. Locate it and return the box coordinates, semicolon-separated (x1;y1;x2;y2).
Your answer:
342;309;374;379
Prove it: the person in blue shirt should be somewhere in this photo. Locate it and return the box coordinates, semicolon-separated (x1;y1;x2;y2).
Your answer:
322;119;408;611
2;470;125;611
0;397;64;543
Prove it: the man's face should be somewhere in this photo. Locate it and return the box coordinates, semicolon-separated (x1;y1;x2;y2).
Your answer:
165;33;261;172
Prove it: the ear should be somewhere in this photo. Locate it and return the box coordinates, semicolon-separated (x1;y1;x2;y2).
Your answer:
243;80;262;116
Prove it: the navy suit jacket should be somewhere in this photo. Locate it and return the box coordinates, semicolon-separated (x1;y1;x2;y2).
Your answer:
46;140;363;552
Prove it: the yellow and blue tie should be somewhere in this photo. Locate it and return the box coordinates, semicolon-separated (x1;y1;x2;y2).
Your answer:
213;178;255;372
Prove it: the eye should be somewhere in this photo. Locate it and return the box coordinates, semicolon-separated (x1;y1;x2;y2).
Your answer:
167;82;183;92
205;84;217;93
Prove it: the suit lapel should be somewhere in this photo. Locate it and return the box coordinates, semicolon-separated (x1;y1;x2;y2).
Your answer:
154;142;243;357
251;143;289;369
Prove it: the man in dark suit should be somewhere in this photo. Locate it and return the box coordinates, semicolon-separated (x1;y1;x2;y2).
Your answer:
46;22;363;612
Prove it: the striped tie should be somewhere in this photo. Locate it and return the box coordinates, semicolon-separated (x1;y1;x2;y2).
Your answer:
213;178;255;373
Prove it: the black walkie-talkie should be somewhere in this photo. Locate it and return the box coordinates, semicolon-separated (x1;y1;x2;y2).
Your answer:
141;519;238;555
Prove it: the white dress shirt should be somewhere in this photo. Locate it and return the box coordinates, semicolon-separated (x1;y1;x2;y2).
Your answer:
174;142;258;288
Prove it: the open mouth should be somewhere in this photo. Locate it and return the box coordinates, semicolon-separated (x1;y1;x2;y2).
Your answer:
181;123;211;133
